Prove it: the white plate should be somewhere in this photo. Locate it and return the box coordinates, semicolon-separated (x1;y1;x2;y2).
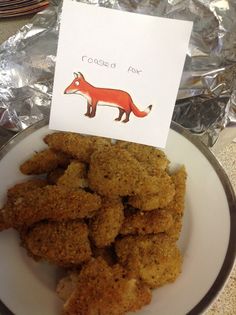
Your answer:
0;120;235;315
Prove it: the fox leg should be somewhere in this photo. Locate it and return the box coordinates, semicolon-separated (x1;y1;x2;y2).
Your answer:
122;111;131;123
115;108;125;121
89;100;98;118
84;102;91;117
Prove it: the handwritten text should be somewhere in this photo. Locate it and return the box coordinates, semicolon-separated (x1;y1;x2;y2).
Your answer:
82;55;142;74
82;55;116;68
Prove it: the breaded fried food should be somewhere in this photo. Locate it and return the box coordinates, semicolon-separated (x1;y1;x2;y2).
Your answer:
90;198;124;247
4;185;101;228
7;178;47;199
166;166;187;215
21;220;91;267
115;234;182;288
135;171;175;198
47;168;65;184
20;149;70;175
59;258;152;315
166;214;183;241
116;141;169;175
57;272;81;301
165;166;187;240
0;179;48;231
57;161;88;189
128;170;175;210
89;145;175;199
44;132;111;163
88;146;148;197
119;209;173;235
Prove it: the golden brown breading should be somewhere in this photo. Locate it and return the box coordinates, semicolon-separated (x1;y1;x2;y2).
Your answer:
136;171;175;199
116;141;169;175
165;166;187;240
44;132;111;163
21;220;91;267
57;161;88;189
60;258;152;315
20;149;70;175
119;209;173;235
0;179;48;231
57;272;81;301
88;146;174;199
128;192;172;211
7;178;48;199
4;185;101;228
128;170;175;210
47;168;65;184
88;146;148;197
90;198;124;247
166;166;187;215
90;135;112;153
165;213;183;241
115;234;182;288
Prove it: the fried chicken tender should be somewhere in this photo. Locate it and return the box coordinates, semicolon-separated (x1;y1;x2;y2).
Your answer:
90;198;124;247
20;149;70;175
47;168;65;184
44;132;111;163
0;179;48;231
57;161;88;189
7;178;48;199
59;258;151;315
115;234;182;288
116;141;169;175
166;166;187;215
21;220;91;267
137;172;176;197
89;146;166;197
119;209;173;235
128;170;175;210
165;214;183;241
165;166;187;240
55;247;116;295
88;146;145;196
4;185;101;228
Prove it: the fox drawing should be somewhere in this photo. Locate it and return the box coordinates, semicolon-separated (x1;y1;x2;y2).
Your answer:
64;72;152;123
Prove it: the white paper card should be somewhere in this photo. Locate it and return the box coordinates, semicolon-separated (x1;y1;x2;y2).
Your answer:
50;0;192;147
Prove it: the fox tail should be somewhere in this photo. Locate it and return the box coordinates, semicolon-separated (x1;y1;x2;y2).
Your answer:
130;103;152;118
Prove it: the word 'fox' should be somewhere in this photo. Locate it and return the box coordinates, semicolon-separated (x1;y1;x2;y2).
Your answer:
64;72;152;123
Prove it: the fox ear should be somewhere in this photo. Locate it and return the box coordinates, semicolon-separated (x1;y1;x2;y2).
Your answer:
77;72;84;79
73;72;78;78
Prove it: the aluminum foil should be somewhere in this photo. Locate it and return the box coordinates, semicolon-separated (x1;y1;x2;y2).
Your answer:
0;0;236;147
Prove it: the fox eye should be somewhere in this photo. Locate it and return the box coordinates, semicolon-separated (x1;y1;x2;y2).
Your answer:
74;81;80;86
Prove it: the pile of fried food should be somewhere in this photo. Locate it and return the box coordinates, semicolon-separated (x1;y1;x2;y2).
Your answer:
0;132;187;315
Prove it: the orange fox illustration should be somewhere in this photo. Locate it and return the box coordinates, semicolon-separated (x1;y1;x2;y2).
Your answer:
64;72;152;123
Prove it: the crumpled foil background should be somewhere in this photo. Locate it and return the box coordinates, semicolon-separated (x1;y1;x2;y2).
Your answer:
0;0;236;147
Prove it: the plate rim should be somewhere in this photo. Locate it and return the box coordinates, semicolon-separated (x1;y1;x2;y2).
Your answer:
0;119;235;315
